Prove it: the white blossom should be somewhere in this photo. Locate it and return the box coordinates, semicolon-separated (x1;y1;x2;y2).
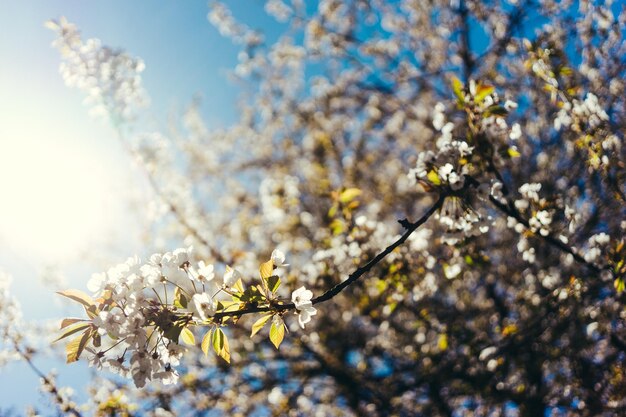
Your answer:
191;293;216;322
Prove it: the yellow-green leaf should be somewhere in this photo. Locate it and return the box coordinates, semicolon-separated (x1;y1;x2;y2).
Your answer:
260;260;274;280
346;200;360;210
269;321;285;349
251;314;273;337
201;329;213;356
212;328;230;363
54;322;91;343
615;278;625;294
266;275;281;293
65;331;90;363
339;188;362;204
174;287;188;309
330;218;345;235
217;300;241;312
427;170;441;185
502;324;518;336
84;304;99;320
233;278;244;294
475;84;494;103
212;327;223;351
559;66;573;75
508;147;521;158
438;334;448;351
452;76;464;102
219;332;231;363
163;324;183;343
60;318;87;329
180;327;196;346
57;289;95;308
328;203;338;218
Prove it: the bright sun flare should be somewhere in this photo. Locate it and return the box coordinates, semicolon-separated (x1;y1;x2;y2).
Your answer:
0;136;112;261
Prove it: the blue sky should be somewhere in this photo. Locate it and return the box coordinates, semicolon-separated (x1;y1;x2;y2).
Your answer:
0;1;282;412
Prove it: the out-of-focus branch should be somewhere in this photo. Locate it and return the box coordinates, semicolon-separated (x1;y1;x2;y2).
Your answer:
489;195;602;274
13;344;83;417
114;127;228;264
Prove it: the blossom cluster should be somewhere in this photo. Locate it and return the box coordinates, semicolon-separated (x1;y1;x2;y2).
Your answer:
45;17;148;122
407;139;474;192
0;272;22;368
58;247;317;388
408;135;490;242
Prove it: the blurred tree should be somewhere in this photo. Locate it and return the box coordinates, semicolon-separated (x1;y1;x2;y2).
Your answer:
5;0;626;416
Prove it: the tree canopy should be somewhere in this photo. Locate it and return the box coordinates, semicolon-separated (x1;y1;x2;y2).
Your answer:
2;1;626;416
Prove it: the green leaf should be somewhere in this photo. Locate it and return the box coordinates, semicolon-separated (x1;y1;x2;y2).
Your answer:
615;278;625;294
163;324;184;343
251;314;273;337
180;327;196;346
212;328;231;363
260;260;274;280
269;321;285;349
65;330;90;363
339;188;362;204
266;275;281;293
240;285;264;303
201;329;213;356
57;289;95;308
484;105;508;117
54;322;91;343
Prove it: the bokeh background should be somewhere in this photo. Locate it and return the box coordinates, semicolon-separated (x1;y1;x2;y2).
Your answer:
0;1;274;411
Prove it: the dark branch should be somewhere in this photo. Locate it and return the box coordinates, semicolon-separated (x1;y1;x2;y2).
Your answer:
212;195;445;320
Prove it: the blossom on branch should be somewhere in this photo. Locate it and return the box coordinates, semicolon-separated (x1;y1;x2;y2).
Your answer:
291;286;317;329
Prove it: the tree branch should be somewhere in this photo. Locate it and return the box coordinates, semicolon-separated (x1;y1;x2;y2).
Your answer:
489;195;602;274
13;344;83;417
212;194;445;320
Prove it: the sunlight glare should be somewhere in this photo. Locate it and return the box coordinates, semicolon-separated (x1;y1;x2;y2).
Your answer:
0;134;114;261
